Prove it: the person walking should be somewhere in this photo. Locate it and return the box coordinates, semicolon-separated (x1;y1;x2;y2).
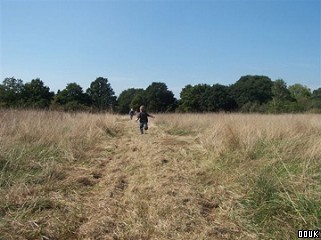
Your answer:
129;108;135;120
136;105;154;134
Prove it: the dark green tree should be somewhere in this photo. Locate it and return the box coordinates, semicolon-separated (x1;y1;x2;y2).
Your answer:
0;84;5;108
179;84;213;112
87;77;116;112
145;82;176;112
179;84;236;112
130;89;147;112
271;79;293;101
230;75;273;109
21;78;54;108
268;79;295;113
53;83;89;111
312;88;321;98
308;88;321;111
208;84;237;112
0;77;24;107
117;88;144;114
178;84;194;112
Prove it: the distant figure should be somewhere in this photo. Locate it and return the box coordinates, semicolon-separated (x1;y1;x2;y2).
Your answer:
129;108;135;120
136;105;154;134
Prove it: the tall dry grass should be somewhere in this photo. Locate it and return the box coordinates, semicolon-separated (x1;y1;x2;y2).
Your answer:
0;110;121;239
1;110;320;239
155;113;321;238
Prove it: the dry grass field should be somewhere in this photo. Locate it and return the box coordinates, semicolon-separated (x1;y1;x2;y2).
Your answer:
0;110;320;239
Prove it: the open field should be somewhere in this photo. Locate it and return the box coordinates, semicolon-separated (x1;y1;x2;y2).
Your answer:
0;110;320;239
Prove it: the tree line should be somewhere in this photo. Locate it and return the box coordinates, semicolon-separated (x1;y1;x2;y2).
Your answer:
0;75;320;113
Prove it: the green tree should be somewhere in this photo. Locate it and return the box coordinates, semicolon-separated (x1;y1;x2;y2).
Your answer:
288;84;312;111
312;88;321;98
308;88;321;111
179;84;212;112
117;88;144;114
178;84;194;112
21;78;54;108
87;77;116;112
53;83;89;111
0;84;5;107
179;84;236;112
208;84;237;112
145;82;176;112
130;89;146;112
288;84;311;99
271;79;293;101
0;77;24;107
230;75;273;109
268;79;295;113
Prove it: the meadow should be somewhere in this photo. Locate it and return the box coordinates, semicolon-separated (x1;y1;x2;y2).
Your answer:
0;110;320;239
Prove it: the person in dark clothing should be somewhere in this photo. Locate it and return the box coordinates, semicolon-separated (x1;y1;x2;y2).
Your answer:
136;105;154;134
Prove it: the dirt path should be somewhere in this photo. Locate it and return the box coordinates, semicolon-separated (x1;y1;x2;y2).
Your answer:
76;116;252;239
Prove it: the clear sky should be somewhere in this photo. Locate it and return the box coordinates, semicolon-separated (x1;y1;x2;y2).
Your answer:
1;0;320;98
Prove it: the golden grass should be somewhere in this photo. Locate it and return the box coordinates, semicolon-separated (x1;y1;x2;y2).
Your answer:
1;110;320;239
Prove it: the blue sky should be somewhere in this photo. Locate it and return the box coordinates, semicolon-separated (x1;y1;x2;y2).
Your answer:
1;0;320;98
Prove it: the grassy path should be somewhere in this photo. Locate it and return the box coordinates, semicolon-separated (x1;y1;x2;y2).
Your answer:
77;116;254;240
